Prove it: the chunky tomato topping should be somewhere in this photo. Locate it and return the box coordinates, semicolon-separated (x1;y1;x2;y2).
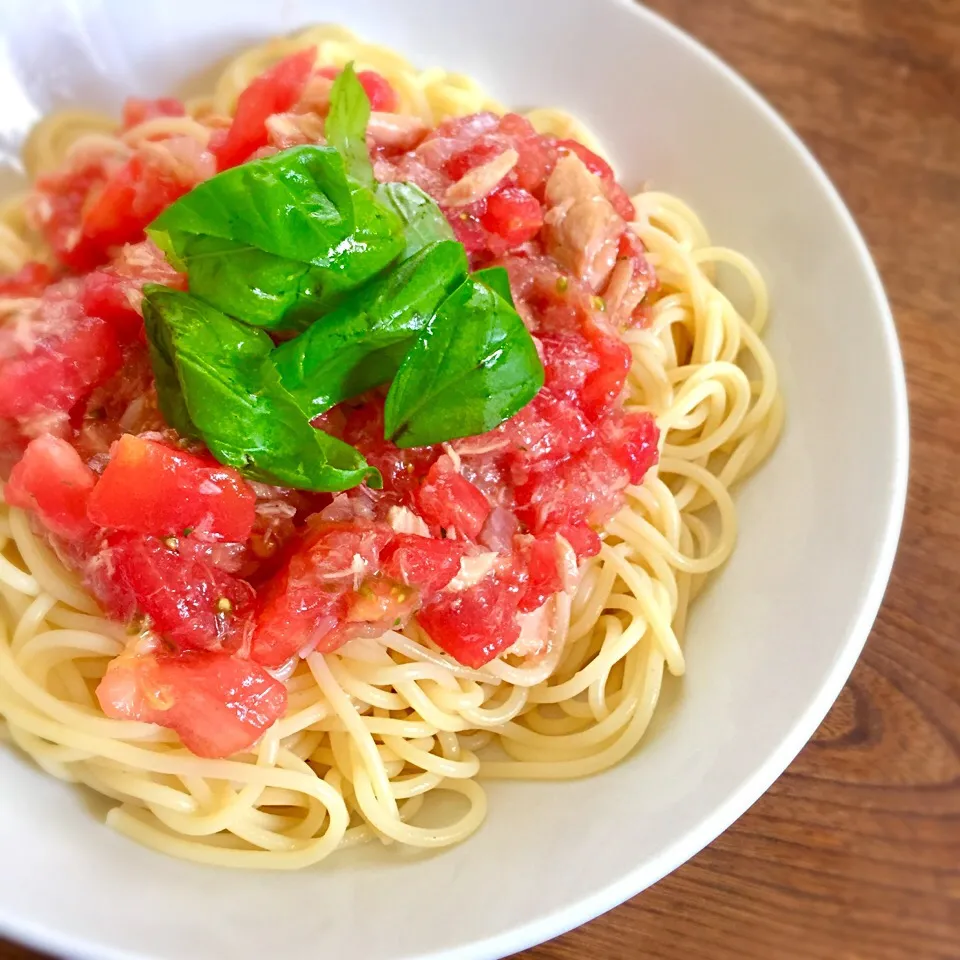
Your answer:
416;455;491;540
418;569;523;669
0;288;122;421
87;435;256;542
88;532;255;653
0;85;659;757
96;650;286;758
5;436;96;540
213;47;317;170
382;534;468;595
251;520;396;668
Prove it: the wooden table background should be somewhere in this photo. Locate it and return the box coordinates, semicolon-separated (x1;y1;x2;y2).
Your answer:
3;1;959;958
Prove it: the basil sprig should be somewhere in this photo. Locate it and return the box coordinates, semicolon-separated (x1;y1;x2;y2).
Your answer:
383;270;543;448
325;63;376;187
271;239;468;420
142;60;546;493
148;144;404;331
143;285;380;492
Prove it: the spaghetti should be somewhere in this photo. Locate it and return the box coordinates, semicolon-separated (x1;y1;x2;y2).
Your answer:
0;25;782;868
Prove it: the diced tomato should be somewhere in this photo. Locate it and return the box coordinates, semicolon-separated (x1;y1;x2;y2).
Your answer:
33;160;112;271
602;411;660;485
505;390;593;483
417;456;491;540
80;271;144;342
87;435;256;541
515;445;630;536
382;534;468;594
0;262;53;298
215;47;316;170
579;331;632;419
417;570;522;668
345;575;418;626
317;66;398;112
515;536;563;613
498;113;553;195
251;520;395;667
558;523;602;559
80;240;186;343
539;332;598;404
88;532;255;652
121;97;186;131
481;187;543;249
81;152;193;253
96;650;286;758
5;437;97;540
0;293;122;420
448;204;491;256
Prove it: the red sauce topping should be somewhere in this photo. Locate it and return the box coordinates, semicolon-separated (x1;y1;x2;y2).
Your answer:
0;67;660;757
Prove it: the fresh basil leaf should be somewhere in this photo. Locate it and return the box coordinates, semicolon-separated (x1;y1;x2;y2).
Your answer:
142;285;380;492
376;182;455;257
271;239;469;419
148;146;404;330
473;265;515;306
146;318;202;441
383;277;544;448
325;62;374;188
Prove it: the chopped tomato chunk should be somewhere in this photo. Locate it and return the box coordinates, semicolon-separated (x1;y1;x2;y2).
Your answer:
88;533;255;652
81;153;194;254
32;160;111;271
87;435;256;541
0;262;53;298
0;292;122;419
96;650;286;758
251;520;395;667
382;534;468;594
121;97;186;130
579;331;632;418
603;411;660;485
417;456;491;540
215;47;317;170
481;187;543;249
515;536;563;613
417;570;522;668
5;437;97;540
346;575;418;625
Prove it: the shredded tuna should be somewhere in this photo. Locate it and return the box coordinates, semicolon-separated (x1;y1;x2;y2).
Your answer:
543;153;624;290
444;148;519;207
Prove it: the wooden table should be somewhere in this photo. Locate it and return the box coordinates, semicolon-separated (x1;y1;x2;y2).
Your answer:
3;1;959;959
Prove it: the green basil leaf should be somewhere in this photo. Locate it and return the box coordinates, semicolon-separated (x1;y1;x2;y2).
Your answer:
325;62;374;188
473;265;515;306
383;277;544;448
271;239;469;419
147;146;404;330
376;182;455;257
142;285;380;492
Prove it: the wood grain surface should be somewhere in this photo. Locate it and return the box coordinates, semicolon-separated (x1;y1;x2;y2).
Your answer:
3;1;959;959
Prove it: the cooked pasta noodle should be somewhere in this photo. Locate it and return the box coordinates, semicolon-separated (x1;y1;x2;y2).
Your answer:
0;25;781;868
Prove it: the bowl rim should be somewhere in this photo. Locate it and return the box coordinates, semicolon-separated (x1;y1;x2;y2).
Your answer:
0;1;909;958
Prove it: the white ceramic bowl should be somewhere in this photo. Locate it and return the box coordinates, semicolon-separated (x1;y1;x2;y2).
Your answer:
0;1;908;958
